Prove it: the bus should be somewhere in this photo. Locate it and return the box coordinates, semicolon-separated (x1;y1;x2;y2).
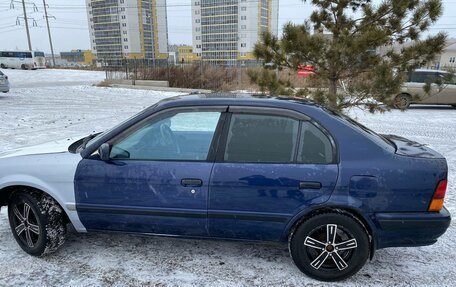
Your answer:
0;50;45;70
32;51;46;69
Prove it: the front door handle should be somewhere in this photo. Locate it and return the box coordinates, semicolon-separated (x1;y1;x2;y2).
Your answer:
299;181;322;190
181;178;203;187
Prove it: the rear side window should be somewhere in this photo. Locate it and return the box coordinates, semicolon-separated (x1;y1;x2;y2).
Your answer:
298;122;333;164
408;72;439;83
224;114;299;163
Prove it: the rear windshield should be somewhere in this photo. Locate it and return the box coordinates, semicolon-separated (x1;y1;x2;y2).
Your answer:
325;109;396;152
34;51;45;57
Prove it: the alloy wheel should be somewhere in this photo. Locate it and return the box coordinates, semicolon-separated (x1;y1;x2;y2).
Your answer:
11;202;41;248
304;224;357;271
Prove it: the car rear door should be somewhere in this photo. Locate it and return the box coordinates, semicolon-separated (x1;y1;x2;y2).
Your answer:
75;107;227;236
208;107;339;241
406;71;440;104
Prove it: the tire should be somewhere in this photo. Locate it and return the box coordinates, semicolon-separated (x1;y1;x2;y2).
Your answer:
289;213;369;282
8;191;67;256
0;64;5;69
394;94;411;110
21;64;27;70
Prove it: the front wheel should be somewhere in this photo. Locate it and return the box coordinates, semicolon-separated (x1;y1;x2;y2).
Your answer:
289;213;370;282
8;191;67;256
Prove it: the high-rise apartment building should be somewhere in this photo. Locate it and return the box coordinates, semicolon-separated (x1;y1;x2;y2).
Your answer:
86;0;169;66
192;0;279;66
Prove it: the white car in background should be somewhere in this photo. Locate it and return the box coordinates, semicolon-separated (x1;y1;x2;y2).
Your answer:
395;69;456;109
0;70;9;93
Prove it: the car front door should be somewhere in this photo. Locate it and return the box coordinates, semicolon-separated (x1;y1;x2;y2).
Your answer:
75;107;226;236
437;73;456;105
208;107;339;241
407;71;441;104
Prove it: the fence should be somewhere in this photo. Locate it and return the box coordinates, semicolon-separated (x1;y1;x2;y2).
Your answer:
104;61;255;91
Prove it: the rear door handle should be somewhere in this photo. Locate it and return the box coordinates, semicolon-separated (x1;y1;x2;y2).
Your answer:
181;179;203;187
299;181;322;190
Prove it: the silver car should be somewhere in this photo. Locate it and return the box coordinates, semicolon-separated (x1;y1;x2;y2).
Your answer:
0;70;10;93
395;69;456;109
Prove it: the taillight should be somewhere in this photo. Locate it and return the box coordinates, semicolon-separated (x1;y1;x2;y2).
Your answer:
428;179;447;212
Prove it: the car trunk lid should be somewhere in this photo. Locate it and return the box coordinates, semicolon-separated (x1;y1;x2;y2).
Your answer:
382;134;445;159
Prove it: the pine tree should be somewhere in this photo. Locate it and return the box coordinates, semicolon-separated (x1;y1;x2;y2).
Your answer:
250;0;447;112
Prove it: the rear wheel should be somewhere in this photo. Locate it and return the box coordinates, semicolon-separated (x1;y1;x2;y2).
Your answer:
21;64;28;70
8;191;67;256
394;94;411;110
289;213;369;281
0;63;5;69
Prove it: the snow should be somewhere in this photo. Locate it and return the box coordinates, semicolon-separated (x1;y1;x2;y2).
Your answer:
0;69;455;286
3;68;105;89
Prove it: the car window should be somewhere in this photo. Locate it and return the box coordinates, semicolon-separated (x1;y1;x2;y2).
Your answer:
442;74;456;85
298;122;333;164
110;111;221;161
0;71;3;76
224;114;299;163
408;72;439;83
326;109;396;152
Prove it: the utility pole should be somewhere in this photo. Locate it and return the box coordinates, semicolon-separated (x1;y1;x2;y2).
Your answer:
43;0;55;66
21;0;32;51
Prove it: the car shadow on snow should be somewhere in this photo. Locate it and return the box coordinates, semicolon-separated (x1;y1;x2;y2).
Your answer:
42;228;428;285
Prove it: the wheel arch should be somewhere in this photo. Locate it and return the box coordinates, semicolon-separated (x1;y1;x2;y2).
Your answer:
283;206;377;260
0;184;71;225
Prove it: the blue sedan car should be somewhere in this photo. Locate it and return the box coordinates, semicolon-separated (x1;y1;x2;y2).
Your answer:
0;94;450;281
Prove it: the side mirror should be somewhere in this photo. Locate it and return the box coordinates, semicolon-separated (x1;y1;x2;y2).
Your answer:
98;143;111;161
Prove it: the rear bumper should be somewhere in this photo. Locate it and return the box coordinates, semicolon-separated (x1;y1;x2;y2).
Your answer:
374;207;451;249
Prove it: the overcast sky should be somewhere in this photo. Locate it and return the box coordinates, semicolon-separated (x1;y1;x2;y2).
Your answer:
1;0;456;53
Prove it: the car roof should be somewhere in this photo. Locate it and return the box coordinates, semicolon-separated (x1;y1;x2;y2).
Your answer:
414;69;450;74
155;93;320;110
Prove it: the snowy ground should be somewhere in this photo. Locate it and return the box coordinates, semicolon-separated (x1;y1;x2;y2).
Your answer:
0;69;455;286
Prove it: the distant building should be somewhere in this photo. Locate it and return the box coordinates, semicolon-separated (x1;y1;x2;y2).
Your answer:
60;50;95;66
378;39;456;71
168;52;177;65
85;0;169;66
178;45;200;63
439;43;456;70
192;0;279;66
